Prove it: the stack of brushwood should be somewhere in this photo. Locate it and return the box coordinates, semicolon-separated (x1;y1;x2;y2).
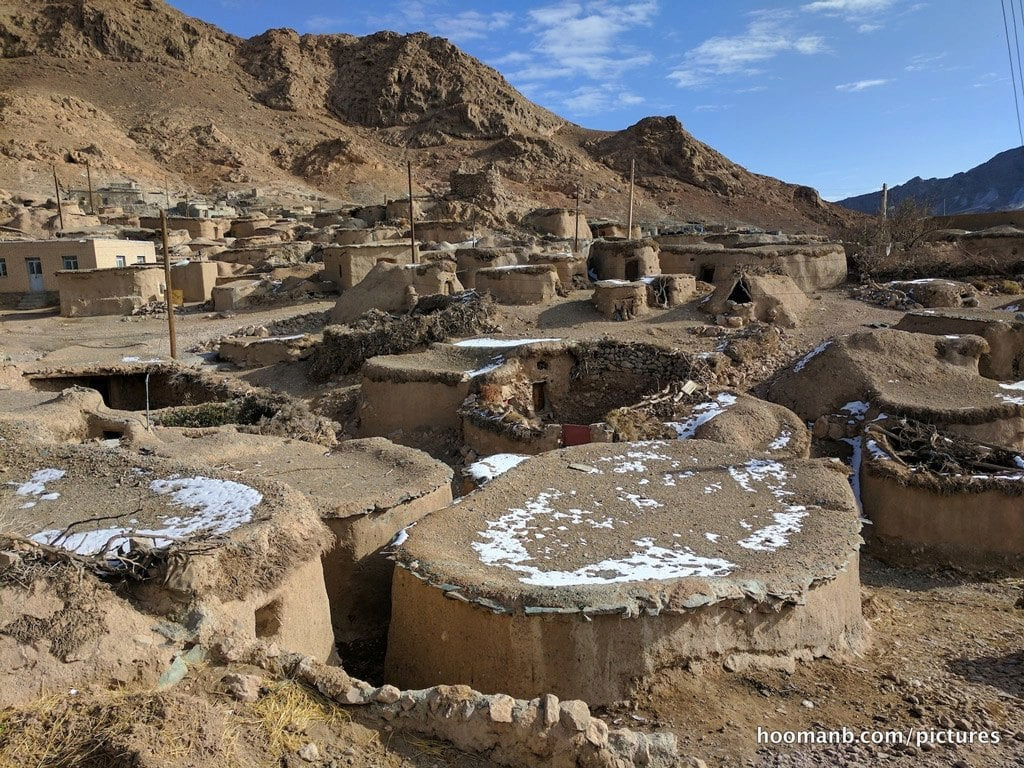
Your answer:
867;418;1024;476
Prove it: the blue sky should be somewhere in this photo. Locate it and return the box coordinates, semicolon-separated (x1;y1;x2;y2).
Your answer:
166;0;1018;201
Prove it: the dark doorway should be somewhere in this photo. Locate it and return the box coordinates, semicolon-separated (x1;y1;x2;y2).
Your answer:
532;381;548;412
727;279;752;303
699;265;715;283
625;260;640;280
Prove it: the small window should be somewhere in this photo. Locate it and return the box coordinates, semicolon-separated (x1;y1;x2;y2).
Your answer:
62;255;79;270
136;254;146;264
115;255;126;268
0;258;6;277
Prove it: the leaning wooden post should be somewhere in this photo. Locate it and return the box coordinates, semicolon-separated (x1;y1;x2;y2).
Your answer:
574;182;581;253
627;158;635;238
52;165;65;231
407;161;417;264
160;210;178;359
85;159;95;215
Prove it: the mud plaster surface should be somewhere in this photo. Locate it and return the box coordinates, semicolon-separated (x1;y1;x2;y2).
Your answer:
398;439;860;611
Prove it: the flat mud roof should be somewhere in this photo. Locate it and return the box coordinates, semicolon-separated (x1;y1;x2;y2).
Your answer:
395;439;861;614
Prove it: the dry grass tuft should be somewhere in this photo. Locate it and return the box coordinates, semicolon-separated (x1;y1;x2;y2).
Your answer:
247;680;350;756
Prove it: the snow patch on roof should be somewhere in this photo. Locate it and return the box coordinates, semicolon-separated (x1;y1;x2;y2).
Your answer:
30;475;263;557
667;393;738;439
793;340;830;372
467;453;529;483
455;337;560;348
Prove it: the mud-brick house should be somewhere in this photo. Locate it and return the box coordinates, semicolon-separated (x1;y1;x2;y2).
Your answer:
56;265;165;317
0;238;157;302
588;239;661;281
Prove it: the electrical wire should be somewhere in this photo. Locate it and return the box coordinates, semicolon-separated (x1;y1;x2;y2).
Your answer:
1001;0;1024;145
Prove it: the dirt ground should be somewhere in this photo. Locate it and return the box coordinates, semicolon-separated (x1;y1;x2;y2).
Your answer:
2;283;1024;767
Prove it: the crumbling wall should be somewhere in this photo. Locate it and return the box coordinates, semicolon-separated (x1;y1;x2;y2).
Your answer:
592;281;648;320
454;247;523;289
307;294;499;381
522;208;592;240
219;640;681;768
330;261;462;324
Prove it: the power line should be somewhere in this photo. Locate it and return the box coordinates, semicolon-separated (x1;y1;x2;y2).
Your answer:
1001;0;1024;145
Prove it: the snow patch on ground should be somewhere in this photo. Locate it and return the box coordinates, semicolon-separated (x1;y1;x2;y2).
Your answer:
13;468;66;497
769;430;792;451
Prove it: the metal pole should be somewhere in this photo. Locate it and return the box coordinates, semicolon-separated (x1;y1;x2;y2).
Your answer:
880;183;888;221
160;210;178;359
407;161;417;264
574;183;581;253
52;165;65;231
85;159;95;215
627;158;635;238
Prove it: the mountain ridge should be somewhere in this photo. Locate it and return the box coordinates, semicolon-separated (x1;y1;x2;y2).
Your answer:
837;147;1024;216
0;0;860;232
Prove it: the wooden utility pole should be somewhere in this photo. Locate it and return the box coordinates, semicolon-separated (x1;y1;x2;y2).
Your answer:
627;158;635;238
160;210;178;359
85;159;95;215
880;183;888;221
164;176;170;210
407;161;417;264
574;182;581;253
51;165;65;231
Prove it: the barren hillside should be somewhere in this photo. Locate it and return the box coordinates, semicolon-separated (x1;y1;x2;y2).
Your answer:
0;0;862;232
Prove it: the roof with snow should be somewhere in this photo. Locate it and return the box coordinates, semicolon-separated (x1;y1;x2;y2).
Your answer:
395;439;861;615
0;438;321;561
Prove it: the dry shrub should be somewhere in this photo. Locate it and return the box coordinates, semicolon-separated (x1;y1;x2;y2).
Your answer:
247;680;349;756
0;690;239;768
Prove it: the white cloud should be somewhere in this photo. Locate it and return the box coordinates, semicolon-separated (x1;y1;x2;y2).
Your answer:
904;52;947;72
803;0;898;31
835;78;889;91
433;10;513;42
352;3;510;42
560;85;646;115
668;15;826;89
802;0;894;12
694;104;733;112
518;1;659;81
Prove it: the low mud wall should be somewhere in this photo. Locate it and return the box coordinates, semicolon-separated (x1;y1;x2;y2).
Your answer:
861;461;1024;573
386;564;864;706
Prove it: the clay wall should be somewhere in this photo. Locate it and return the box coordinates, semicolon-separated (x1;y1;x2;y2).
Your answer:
170;260;219;302
56;266;164;317
588;240;660;281
861;464;1024;572
386;563;863;706
358;377;472;437
321;242;417;289
475;265;560;305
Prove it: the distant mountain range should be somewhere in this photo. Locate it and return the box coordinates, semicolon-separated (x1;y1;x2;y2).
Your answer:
837;147;1024;215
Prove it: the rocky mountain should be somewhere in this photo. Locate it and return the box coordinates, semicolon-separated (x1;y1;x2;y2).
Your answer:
837;147;1024;216
0;0;861;232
